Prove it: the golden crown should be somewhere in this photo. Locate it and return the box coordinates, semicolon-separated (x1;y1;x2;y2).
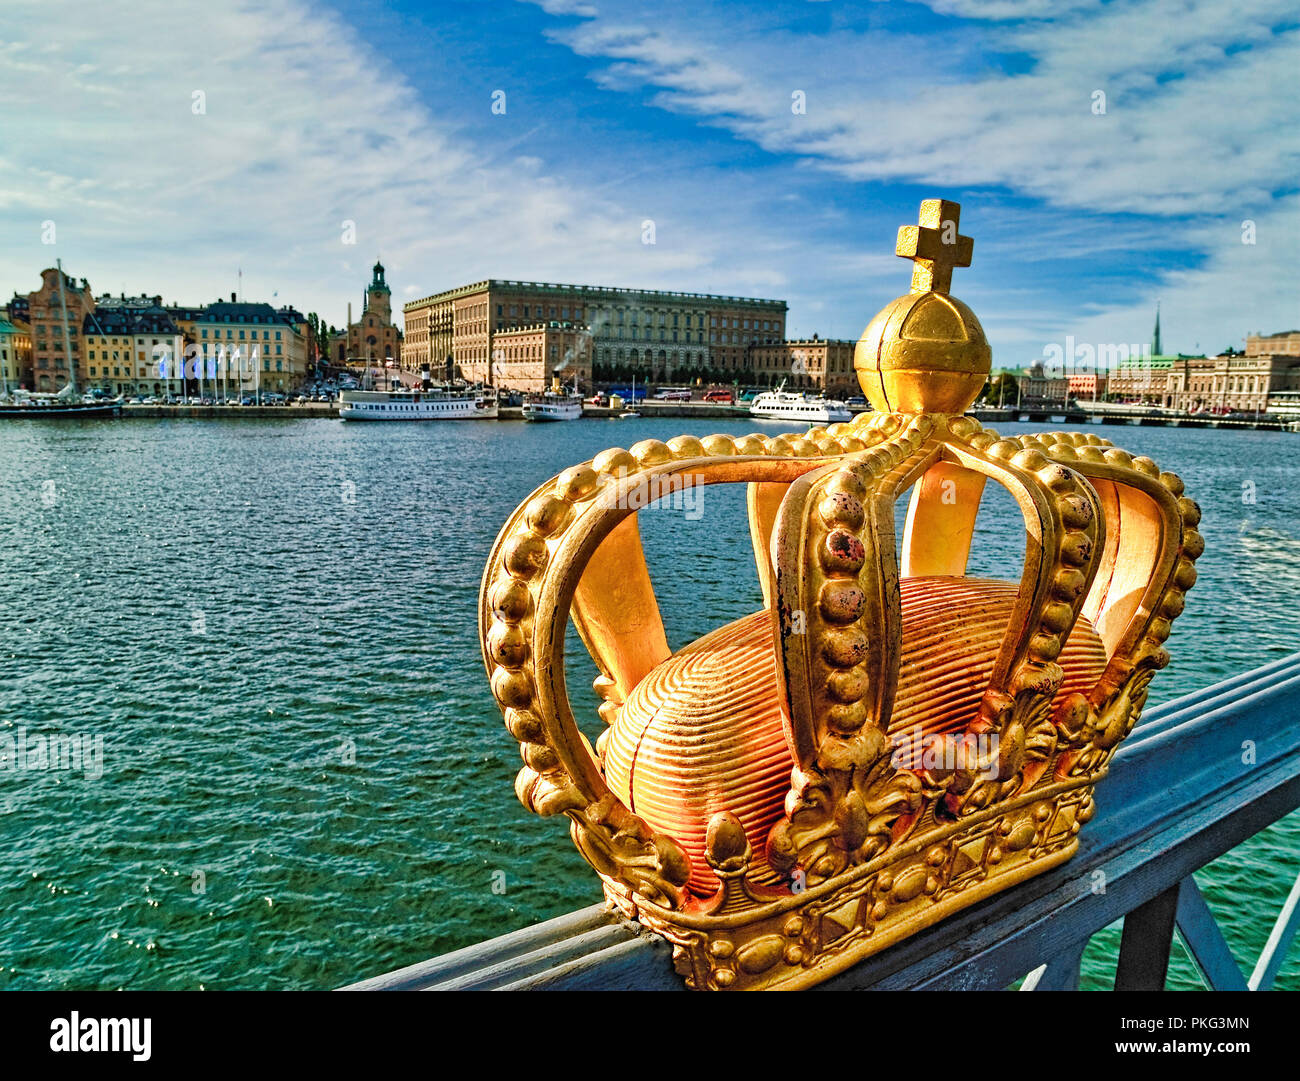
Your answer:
480;199;1203;990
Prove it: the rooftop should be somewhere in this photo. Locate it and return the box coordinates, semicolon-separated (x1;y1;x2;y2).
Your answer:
84;308;181;336
404;278;788;311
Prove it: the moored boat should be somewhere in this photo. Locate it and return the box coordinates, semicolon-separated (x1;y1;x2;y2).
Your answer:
522;390;583;422
749;384;850;423
0;396;121;418
338;385;497;420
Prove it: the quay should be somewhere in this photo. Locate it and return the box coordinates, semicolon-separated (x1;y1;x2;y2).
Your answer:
93;401;1299;430
344;653;1300;991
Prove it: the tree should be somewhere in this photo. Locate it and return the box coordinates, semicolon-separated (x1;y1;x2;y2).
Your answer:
980;372;1018;405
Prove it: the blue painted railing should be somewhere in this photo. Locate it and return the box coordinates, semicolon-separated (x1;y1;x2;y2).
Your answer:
343;653;1300;991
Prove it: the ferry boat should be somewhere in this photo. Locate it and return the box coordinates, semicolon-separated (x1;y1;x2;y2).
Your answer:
338;386;497;421
749;385;851;424
522;389;583;422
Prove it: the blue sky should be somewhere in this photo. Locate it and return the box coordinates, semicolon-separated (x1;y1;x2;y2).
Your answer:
3;0;1299;365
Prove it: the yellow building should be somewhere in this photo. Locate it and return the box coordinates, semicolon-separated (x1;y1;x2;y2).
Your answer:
83;303;184;397
0;315;32;390
184;296;309;393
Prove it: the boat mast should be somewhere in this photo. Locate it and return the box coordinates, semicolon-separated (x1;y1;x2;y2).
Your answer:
55;258;76;395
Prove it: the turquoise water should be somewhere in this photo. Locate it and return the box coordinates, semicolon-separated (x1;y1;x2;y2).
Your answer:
0;415;1295;990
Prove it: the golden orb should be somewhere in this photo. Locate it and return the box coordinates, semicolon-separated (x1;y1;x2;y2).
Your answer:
856;291;991;414
854;198;991;415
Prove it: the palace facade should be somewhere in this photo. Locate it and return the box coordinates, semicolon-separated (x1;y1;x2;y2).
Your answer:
403;279;786;386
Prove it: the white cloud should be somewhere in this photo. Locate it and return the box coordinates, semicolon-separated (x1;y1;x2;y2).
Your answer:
533;0;1300;356
0;0;782;328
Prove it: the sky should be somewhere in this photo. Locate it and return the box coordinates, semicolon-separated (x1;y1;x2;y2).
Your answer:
3;0;1299;367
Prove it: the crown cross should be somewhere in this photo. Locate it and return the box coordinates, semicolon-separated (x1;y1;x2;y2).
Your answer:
896;198;973;294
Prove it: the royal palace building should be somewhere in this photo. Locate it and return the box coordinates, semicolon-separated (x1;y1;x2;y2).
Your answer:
402;279;787;386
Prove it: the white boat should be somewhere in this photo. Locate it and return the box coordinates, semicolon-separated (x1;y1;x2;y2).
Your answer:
338;386;497;420
749;385;851;424
522;390;583;422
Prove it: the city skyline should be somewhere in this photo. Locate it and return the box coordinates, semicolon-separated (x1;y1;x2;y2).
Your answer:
4;0;1299;362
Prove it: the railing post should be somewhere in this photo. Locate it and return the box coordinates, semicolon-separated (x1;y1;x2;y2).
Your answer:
1114;883;1180;990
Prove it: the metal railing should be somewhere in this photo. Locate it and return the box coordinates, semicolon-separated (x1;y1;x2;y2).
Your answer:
343;653;1300;991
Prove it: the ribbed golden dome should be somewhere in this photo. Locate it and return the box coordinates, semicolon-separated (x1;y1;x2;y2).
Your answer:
602;575;1109;896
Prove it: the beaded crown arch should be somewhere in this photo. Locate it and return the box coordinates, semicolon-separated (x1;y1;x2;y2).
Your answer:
478;199;1202;989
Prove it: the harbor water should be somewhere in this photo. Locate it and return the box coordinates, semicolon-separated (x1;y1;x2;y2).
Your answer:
0;415;1296;989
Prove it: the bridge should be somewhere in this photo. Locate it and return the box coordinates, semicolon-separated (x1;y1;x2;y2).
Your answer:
344;652;1300;992
970;404;1297;431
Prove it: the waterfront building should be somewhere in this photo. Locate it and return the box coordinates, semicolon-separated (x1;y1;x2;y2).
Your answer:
6;294;30;326
183;295;309;393
82;302;184;397
750;336;856;394
1015;362;1068;407
1167;352;1300;414
490;321;592;392
403;279;786;385
23;267;96;392
1067;372;1107;399
705;300;786;375
1246;329;1300;357
1105;354;1176;403
336;261;402;370
0;315;32;390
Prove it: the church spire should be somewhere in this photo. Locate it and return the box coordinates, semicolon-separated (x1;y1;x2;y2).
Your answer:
1152;302;1162;357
